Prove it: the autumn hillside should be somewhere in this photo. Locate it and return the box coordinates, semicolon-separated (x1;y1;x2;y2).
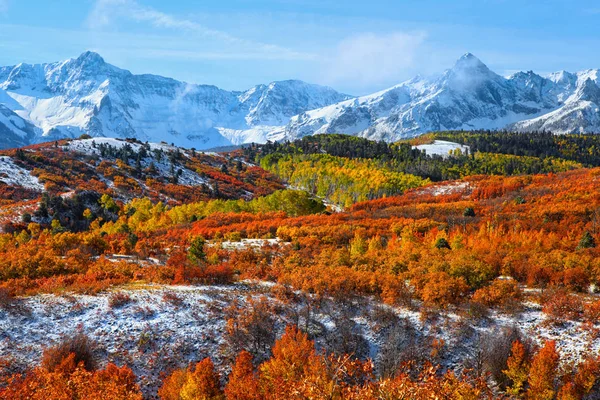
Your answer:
1;131;600;399
0;137;285;231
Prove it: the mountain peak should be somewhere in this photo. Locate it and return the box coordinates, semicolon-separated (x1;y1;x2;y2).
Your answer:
452;53;489;72
74;51;106;67
460;52;478;60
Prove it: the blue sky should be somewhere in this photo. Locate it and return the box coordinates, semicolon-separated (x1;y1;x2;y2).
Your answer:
0;0;599;94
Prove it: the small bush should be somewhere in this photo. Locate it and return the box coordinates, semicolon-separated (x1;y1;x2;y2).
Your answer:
108;292;133;309
584;300;600;322
465;301;490;321
0;288;14;310
133;306;155;320
42;332;97;372
514;196;526;205
21;213;32;224
225;231;243;242
162;291;184;308
542;290;583;323
578;231;596;249
472;278;521;309
434;237;451;250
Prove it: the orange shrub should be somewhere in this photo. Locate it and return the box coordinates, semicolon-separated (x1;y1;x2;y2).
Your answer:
542;291;583;323
472;278;521;308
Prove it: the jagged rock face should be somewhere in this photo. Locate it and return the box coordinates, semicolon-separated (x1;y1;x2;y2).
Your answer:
0;52;350;149
1;51;599;149
280;54;600;142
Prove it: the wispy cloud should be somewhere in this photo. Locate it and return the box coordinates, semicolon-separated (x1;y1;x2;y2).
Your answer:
86;0;315;61
321;31;427;90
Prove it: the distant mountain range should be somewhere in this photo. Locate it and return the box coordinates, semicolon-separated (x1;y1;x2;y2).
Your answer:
0;51;599;149
0;51;350;149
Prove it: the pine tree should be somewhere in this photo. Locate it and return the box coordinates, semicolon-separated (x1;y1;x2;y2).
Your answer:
188;236;206;263
578;231;596;249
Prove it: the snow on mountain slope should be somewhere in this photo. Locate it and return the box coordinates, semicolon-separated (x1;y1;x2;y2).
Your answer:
0;104;40;148
0;52;349;150
0;156;44;190
2;51;599;149
240;79;352;126
281;54;600;142
511;72;600;133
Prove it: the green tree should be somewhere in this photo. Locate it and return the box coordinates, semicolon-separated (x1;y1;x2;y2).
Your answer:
21;212;32;224
578;231;596;249
100;194;119;213
434;237;451;250
188;236;207;263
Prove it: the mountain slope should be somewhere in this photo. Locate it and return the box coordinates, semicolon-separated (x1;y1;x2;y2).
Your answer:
280;54;600;141
0;52;350;150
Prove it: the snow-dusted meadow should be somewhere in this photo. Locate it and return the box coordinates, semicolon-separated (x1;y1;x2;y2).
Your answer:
1;282;599;395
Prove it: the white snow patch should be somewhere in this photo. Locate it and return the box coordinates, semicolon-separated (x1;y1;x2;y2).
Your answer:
418;181;471;197
212;238;283;251
414;140;469;157
0;156;44;190
2;283;600;395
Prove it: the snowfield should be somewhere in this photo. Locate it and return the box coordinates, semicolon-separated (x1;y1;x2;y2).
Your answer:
211;238;284;251
1;283;599;396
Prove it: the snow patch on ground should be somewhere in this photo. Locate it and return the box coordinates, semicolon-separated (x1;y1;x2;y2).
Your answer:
212;238;283;251
417;181;471;197
0;284;269;395
0;156;44;191
413;140;469;157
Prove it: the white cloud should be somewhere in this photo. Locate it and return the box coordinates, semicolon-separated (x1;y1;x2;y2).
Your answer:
86;0;315;61
321;31;427;90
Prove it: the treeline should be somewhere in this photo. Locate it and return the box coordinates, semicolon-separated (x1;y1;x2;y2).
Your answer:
432;130;600;166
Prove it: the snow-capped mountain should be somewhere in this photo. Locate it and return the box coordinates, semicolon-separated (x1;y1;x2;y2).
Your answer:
1;52;599;150
278;54;600;142
0;52;350;149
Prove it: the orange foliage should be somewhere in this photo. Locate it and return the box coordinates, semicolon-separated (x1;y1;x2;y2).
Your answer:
0;356;142;400
224;351;261;400
527;340;559;400
158;358;223;400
